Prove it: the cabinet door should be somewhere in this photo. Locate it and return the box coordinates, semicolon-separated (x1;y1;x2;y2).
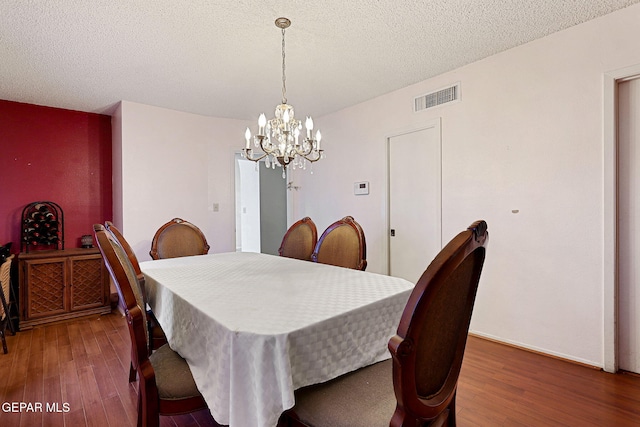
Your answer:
69;255;106;311
25;257;67;319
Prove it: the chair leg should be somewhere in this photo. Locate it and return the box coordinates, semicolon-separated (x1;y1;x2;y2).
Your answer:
129;362;137;382
137;392;143;427
1;294;14;336
447;392;457;427
8;286;17;335
139;384;159;427
7;316;15;335
1;330;7;354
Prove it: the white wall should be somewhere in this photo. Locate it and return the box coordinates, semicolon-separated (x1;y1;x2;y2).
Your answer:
290;4;640;367
113;101;248;260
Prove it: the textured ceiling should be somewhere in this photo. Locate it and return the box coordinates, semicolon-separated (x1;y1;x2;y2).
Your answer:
1;0;638;119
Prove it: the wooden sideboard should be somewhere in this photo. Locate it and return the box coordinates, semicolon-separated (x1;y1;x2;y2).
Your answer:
18;248;111;330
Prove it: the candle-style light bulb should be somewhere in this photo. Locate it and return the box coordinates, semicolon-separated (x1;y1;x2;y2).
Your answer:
258;114;266;136
305;116;313;139
316;130;322;150
245;127;251;149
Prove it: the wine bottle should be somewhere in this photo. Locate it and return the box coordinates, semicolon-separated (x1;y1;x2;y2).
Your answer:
30;212;44;222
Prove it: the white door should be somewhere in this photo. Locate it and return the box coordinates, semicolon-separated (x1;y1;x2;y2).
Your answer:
618;77;640;374
388;120;442;283
235;156;261;252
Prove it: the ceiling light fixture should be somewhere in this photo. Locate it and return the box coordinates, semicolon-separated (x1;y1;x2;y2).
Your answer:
243;17;324;178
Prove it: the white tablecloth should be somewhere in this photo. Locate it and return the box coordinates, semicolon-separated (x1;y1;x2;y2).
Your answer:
140;252;413;427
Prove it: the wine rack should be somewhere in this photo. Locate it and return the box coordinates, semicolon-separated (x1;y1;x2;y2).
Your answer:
21;201;64;253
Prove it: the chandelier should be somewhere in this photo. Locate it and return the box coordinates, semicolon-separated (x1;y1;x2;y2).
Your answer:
243;17;324;178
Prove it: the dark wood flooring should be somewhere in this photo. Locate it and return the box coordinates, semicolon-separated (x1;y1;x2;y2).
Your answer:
0;312;639;426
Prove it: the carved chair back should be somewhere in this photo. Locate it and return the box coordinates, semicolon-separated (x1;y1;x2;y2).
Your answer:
389;220;488;425
279;217;318;261
150;218;210;260
312;216;367;270
105;221;145;287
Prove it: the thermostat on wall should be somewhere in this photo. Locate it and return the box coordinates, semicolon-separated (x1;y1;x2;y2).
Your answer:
354;181;369;195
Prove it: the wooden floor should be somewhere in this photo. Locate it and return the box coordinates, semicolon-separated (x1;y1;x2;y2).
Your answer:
1;312;639;427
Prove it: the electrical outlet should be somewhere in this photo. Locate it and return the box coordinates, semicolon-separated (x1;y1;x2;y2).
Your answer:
213;203;219;212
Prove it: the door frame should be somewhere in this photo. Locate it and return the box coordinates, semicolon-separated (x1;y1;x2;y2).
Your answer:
603;64;640;373
385;118;442;276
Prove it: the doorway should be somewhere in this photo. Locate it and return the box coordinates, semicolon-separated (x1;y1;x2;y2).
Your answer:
618;76;640;374
234;154;287;255
603;63;640;373
387;119;442;283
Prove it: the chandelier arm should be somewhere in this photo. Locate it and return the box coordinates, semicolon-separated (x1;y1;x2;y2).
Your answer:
294;139;316;156
300;151;323;163
243;135;276;162
258;135;271;152
242;148;269;163
242;148;271;162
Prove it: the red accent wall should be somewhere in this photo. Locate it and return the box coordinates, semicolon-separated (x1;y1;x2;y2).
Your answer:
0;100;112;252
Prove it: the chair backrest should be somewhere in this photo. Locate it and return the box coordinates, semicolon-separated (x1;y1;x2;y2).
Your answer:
312;216;367;270
0;254;14;320
388;220;488;426
279;217;318;260
105;221;145;285
94;224;150;369
150;218;210;260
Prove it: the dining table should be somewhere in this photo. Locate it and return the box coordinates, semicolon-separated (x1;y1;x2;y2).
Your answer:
139;251;414;427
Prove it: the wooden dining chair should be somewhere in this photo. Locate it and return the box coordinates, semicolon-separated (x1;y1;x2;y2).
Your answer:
286;220;488;427
279;217;318;261
0;254;16;354
94;224;207;427
149;218;210;260
105;221;167;381
311;216;367;270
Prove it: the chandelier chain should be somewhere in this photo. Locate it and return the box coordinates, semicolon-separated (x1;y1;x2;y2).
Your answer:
281;27;287;104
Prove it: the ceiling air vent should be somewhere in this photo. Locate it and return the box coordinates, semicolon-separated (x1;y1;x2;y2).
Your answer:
414;83;460;112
